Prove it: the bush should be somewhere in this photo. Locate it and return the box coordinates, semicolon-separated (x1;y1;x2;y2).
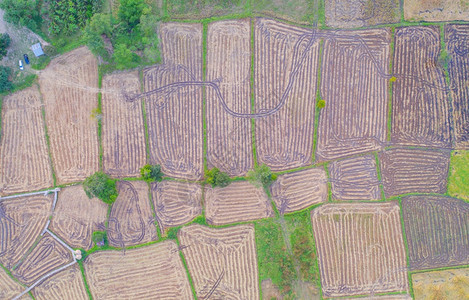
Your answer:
118;0;147;30
0;66;13;93
0;34;11;58
92;231;107;246
317;99;326;109
83;172;118;204
140;164;164;182
205;168;231;187
0;0;41;32
247;164;277;189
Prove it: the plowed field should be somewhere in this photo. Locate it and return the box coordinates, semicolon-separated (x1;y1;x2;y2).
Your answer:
32;264;88;300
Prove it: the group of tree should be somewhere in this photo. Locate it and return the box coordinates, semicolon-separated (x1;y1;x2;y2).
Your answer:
247;164;277;189
140;164;164;182
205;168;231;187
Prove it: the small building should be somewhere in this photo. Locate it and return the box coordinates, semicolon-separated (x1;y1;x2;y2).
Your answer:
31;43;44;57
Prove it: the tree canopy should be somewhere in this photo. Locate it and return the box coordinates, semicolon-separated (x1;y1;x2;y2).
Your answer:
83;172;118;204
247;164;277;189
205;168;231;187
0;67;13;93
140;164;164;182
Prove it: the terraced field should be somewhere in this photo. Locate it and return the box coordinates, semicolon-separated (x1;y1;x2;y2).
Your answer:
0;86;53;196
84;241;193;299
311;202;408;297
178;224;259;300
392;26;451;148
270;167;327;214
329;155;381;201
107;181;157;248
50;185;108;250
39;47;99;184
151;180;202;232
206;19;253;176
205;181;273;225
401;195;469;270
379;147;450;198
102;71;146;178
143;23;204;180
254;18;319;171
316;28;390;161
446;24;469;149
32;264;88;300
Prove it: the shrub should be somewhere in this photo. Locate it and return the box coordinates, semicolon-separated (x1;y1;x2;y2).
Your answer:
118;0;147;30
83;172;118;204
0;0;41;31
205;168;231;187
92;231;107;246
247;164;277;189
140;164;164;182
43;45;58;57
0;33;11;58
0;66;13;93
317;99;326;109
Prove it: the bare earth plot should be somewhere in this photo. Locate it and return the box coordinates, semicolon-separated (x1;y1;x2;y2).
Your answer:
13;233;73;286
401;195;469;270
32;264;88;300
144;23;204;180
39;47;99;185
270;167;327;214
84;241;193;299
0;193;53;269
0;266;26;300
178;224;260;300
342;295;411;300
151;180;202;233
206;19;253;176
392;26;451;148
325;0;400;28
107;181;157;248
379;147;450;198
404;0;469;22
311;202;408;298
316;28;390;161
102;71;146;177
446;24;469;149
205;181;273;225
50;185;108;250
328;155;381;201
254;18;319;171
0;86;53;196
412;267;469;300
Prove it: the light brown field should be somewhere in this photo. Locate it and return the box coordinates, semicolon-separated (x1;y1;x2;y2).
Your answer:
50;185;108;250
270;167;327;214
144;23;204;180
0;193;53;269
342;295;411;300
13;233;73;286
102;71;146;178
328;155;381;201
0;85;53;195
205;181;273;225
206;19;253;176
311;202;408;298
84;241;193;299
39;46;99;184
404;0;469;22
107;181;157;248
412;267;469;300
0;266;26;299
317;28;390;161
254;18;319;171
178;224;260;300
32;264;88;300
151;180;202;233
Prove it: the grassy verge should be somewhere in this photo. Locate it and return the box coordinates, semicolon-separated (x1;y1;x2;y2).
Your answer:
250;18;258;167
312;39;324;163
97;69;104;171
374;151;386;201
397;197;414;298
78;260;93;299
387;26;395;142
447;150;469;201
202;21;209;172
323;163;332;202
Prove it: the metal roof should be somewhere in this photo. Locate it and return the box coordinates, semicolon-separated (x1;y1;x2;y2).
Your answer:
31;43;44;57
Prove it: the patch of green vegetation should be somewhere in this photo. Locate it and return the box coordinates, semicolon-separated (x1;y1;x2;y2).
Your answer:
0;66;13;93
92;230;108;246
141;93;151;163
78;260;93;299
247;164;277;189
31;55;51;70
252;0;315;25
167;0;247;19
39;93;57;187
312;39;324;162
205;167;231;187
316;99;325;109
0;33;11;59
448;150;469;201
140;164;164;182
83;171;118;204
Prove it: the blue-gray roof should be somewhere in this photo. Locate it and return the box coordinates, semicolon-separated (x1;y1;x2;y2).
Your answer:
31;43;44;57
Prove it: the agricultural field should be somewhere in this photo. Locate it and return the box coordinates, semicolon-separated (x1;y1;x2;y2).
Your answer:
143;23;204;180
204;180;273;225
270;167;327;214
392;26;451;148
254;18;319;171
178;224;260;299
206;19;253;176
38;47;100;184
316;28;390;161
0;266;25;300
151;180;202;233
404;0;469;22
401;195;469;270
448;150;469;201
50;185;108;250
446;24;469;149
102;71;146;178
412;267;469;300
84;241;193;299
107;181;157;248
379;147;450;198
328;155;381;201
311;202;408;298
0;86;53;196
32;264;88;300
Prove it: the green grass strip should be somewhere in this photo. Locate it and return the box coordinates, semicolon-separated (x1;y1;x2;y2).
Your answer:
323;163;332;202
439;24;454;150
202;21;209;173
250;18;258;167
174;238;198;299
146;181;161;239
387;26;395;142
312;39;324;163
78;260;93;300
397;197;414;298
374;151;386;201
97;92;103;172
318;0;326;28
140;68;151;164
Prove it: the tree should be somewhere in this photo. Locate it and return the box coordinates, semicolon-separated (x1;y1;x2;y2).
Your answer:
113;43;134;69
0;66;13;93
0;0;40;31
247;164;277;189
140;164;164;182
0;34;11;58
83;172;118;204
118;0;147;29
205;168;231;187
